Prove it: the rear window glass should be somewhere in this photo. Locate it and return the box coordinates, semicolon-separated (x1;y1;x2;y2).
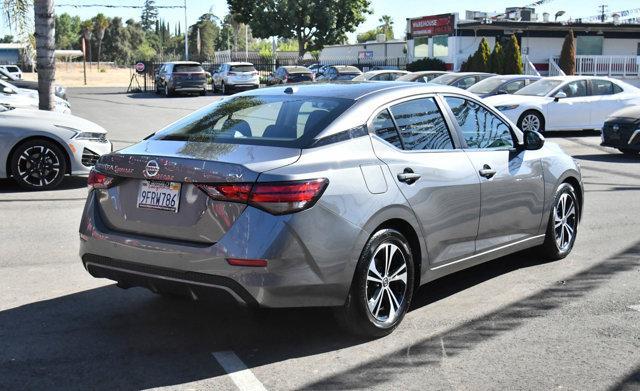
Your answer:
6;66;19;72
153;95;354;148
174;64;204;73
230;65;256;72
337;66;361;74
286;67;311;74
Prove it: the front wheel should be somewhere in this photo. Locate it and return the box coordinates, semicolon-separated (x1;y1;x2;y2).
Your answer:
10;139;68;190
164;84;173;97
518;110;545;133
537;183;579;260
335;229;415;338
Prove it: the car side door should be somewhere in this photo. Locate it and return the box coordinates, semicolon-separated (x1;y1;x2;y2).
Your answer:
589;79;628;129
545;79;594;130
369;96;481;266
442;95;545;253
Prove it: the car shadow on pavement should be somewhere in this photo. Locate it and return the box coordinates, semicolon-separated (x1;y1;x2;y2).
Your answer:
1;242;638;390
544;130;601;138
610;365;640;391
0;176;87;194
573;153;640;163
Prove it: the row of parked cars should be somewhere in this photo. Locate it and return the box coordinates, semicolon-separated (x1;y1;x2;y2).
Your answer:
0;67;111;190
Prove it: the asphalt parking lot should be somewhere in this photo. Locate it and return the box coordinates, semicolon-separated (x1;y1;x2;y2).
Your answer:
1;87;639;391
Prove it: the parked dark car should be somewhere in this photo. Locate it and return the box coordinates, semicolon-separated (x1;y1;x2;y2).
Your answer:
267;66;314;85
316;65;362;81
0;68;67;100
396;71;450;83
155;61;207;97
429;72;495;90
601;106;640;156
467;75;542;98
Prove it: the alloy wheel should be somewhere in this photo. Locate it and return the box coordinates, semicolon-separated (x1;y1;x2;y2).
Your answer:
521;113;541;132
553;193;577;251
366;242;408;325
16;145;62;188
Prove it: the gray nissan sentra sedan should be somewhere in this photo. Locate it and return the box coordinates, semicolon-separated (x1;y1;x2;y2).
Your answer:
80;82;583;337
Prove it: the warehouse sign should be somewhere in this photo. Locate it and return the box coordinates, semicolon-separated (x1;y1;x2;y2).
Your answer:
410;13;456;37
358;51;374;59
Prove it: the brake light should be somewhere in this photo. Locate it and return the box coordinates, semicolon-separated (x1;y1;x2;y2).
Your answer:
227;258;267;267
87;169;115;189
197;179;328;215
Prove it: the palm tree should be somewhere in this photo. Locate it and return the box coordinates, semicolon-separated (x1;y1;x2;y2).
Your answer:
3;0;56;110
378;15;394;39
80;19;93;67
94;13;109;70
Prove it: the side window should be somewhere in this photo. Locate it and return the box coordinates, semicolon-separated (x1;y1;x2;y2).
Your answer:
504;80;525;93
389;98;454;150
454;76;476;89
445;96;514;149
559;80;588;97
371;109;402;149
591;79;621;95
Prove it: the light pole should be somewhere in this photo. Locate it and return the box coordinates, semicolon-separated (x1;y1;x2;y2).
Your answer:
184;0;188;60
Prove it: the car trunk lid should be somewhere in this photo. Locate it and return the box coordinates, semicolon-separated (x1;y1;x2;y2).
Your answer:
93;140;300;244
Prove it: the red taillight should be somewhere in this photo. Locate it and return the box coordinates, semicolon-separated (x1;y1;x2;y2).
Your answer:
197;179;328;215
227;258;267;267
87;169;115;189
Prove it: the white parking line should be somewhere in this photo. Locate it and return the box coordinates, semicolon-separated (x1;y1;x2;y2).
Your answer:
212;351;267;391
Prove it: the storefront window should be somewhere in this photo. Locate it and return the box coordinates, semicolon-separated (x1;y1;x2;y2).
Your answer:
433;35;449;57
414;37;428;58
576;36;603;55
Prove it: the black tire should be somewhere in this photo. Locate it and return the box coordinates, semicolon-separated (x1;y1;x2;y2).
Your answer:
199;88;206;96
537;183;579;260
212;81;218;93
10;139;68;191
221;82;227;95
517;110;545;133
164;84;173;97
335;229;415;338
619;148;639;156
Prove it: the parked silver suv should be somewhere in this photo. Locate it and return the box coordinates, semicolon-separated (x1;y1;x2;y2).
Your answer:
212;62;259;94
80;83;583;337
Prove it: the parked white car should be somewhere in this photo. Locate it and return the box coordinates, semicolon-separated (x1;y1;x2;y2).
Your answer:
0;78;71;114
211;62;259;95
0;105;111;190
0;64;22;79
485;76;640;133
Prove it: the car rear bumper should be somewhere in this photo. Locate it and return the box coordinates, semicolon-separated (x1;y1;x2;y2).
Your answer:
79;191;363;308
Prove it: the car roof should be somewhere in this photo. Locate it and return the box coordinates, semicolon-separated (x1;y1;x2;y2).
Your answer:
453;72;495;76
483;74;541;81
225;62;254;66
362;70;408;75
166;61;201;65
237;81;467;100
281;66;311;72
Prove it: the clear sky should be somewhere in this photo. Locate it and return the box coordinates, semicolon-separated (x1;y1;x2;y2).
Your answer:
2;0;639;43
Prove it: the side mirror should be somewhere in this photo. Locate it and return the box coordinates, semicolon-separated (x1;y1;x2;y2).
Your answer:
554;91;567;102
496;89;508;95
2;87;13;94
523;130;545;150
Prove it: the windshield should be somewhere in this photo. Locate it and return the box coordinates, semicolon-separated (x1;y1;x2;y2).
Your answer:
468;78;509;94
429;74;459;85
514;79;562;96
174;64;204;73
152;95;354;148
230;65;256;73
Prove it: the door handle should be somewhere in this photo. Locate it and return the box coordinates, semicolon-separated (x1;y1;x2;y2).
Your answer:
479;164;497;179
397;168;421;184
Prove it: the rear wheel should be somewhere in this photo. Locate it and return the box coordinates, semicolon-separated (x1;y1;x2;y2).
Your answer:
335;229;415;338
221;82;227;95
518;110;544;133
200;88;206;96
537;183;579;260
10;139;68;191
619;148;639;156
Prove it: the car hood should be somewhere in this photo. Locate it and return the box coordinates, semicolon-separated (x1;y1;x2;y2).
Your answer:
1;108;106;134
484;94;549;107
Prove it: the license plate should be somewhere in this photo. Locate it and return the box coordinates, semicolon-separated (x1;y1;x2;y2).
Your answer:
137;180;181;213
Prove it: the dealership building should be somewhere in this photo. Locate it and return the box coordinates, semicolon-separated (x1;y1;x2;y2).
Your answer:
321;7;640;77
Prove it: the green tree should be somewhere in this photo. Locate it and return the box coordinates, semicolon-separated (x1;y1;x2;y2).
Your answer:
356;29;377;43
140;0;158;31
55;13;81;50
488;41;504;74
94;13;109;69
228;0;371;57
188;13;221;61
503;34;523;74
470;37;490;72
559;30;576;75
378;15;393;39
0;35;15;43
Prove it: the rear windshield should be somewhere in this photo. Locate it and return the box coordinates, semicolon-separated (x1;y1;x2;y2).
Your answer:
174;64;204;73
286;67;311;74
152;95;354;148
429;74;459;85
230;65;256;72
336;66;361;74
467;78;508;94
